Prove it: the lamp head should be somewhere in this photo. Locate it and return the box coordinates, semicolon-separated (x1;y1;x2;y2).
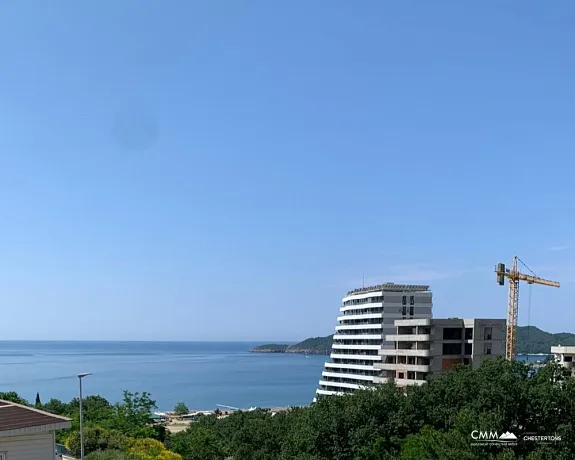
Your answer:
78;373;92;379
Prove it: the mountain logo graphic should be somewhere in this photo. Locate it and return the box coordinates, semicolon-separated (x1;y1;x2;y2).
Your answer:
499;432;517;441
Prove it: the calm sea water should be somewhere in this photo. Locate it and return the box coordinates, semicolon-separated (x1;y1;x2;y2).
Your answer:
0;342;548;412
0;341;326;411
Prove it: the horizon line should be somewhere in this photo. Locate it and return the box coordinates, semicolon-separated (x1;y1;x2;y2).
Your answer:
0;339;304;343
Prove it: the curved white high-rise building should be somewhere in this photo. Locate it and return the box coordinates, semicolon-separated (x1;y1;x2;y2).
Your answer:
316;283;433;398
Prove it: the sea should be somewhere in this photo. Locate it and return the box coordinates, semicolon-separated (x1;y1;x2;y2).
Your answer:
0;341;549;412
0;341;326;411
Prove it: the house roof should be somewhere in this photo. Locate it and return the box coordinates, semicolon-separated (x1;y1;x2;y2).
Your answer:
0;400;72;435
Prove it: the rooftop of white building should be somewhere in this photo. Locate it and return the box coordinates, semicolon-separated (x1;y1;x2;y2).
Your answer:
551;345;575;354
346;283;430;296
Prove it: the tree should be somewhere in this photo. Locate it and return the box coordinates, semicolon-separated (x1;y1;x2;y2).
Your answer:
114;391;157;438
174;401;189;416
167;426;227;460
85;450;129;460
0;391;28;405
35;392;42;408
42;398;70;416
66;427;129;457
128;438;182;460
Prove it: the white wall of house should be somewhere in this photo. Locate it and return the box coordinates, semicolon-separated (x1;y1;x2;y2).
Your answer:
0;432;55;460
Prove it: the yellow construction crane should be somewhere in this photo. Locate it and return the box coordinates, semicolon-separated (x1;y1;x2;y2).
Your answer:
495;256;560;361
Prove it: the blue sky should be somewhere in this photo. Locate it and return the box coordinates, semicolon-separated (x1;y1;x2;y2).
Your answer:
1;1;574;341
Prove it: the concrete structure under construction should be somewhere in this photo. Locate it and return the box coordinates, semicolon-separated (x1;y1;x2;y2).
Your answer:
375;318;506;387
551;345;575;377
315;283;433;398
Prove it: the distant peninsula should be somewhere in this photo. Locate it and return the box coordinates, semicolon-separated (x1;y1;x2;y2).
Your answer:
250;326;575;356
250;335;334;355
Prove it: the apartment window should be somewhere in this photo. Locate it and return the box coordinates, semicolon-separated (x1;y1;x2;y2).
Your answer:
565;356;573;362
484;343;492;355
402;306;407;316
464;343;472;355
484;327;492;340
398;372;405;379
442;343;462;355
443;328;463;340
409;306;414;316
402;295;407;305
0;453;6;460
410;295;414;305
463;358;470;365
465;328;473;340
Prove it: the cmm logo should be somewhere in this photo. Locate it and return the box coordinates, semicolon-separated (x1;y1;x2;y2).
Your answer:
472;431;499;440
471;431;517;443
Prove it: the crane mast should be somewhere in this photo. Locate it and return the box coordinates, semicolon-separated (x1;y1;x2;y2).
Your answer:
495;256;559;361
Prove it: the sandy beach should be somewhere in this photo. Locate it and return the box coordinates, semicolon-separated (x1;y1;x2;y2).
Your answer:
163;406;293;433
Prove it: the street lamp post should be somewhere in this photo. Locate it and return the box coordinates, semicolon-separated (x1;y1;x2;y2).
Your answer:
77;373;92;460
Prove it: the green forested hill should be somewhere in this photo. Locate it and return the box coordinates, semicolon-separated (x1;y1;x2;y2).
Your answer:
250;335;334;354
250;326;575;355
517;325;575;354
285;335;333;354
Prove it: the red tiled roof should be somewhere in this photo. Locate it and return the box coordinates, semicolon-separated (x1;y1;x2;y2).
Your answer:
0;400;71;432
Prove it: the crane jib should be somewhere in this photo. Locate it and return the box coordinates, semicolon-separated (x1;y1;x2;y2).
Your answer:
495;257;560;361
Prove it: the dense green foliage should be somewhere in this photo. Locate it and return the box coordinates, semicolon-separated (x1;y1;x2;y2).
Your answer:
165;359;575;460
517;326;575;354
0;391;29;405
85;451;129;460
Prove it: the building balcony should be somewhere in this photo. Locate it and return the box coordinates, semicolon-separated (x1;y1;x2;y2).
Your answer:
330;353;381;361
386;334;430;342
333;334;383;341
332;344;381;350
336;324;382;331
373;376;390;384
394;319;432;326
318;380;363;390
380;348;430;357
340;304;383;313
324;362;374;371
322;371;374;381
315;389;343;397
375;363;430;373
337;313;383;322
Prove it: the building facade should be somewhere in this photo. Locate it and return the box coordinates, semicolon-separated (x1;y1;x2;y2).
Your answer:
551;345;575;377
316;283;433;398
0;399;71;460
375;318;506;387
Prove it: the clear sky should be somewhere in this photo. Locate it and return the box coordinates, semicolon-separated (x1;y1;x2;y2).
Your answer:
1;1;574;341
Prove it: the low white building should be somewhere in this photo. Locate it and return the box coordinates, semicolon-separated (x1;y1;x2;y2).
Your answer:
551;345;575;377
0;399;71;460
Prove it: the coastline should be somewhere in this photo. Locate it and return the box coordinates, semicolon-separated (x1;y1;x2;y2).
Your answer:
250;348;329;355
